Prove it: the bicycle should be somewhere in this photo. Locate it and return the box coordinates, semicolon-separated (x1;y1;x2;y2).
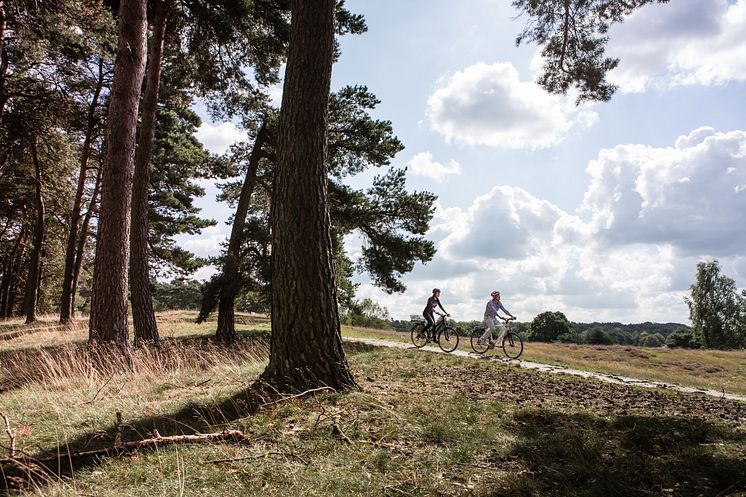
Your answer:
410;311;460;353
470;316;523;359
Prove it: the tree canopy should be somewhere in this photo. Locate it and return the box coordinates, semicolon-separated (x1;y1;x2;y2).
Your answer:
685;260;746;349
513;0;670;102
528;311;573;342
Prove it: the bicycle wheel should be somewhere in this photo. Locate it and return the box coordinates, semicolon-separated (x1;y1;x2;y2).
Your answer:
502;332;523;359
438;326;459;353
410;322;428;348
471;328;489;354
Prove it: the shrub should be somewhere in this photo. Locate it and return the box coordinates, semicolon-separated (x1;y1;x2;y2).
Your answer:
529;311;573;342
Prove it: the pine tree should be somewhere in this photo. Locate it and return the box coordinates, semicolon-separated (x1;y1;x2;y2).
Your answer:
88;0;148;356
261;0;357;391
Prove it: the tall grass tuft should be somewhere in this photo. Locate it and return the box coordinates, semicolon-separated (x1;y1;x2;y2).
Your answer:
0;338;269;391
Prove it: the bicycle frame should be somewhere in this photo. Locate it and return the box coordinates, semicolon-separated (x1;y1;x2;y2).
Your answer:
482;315;512;340
430;312;447;335
411;312;460;352
470;316;523;359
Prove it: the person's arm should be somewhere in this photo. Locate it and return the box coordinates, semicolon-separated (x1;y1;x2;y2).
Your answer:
497;301;515;319
436;298;449;315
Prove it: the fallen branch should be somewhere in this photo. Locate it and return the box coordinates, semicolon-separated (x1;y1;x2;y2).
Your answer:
331;420;352;444
259;386;335;408
0;430;247;466
0;410;16;457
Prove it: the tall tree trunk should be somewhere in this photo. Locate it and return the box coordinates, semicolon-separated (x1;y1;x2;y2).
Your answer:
216;122;268;342
0;226;27;318
71;169;101;316
24;139;45;324
130;0;172;346
60;58;106;324
0;0;8;117
89;0;147;355
260;0;357;392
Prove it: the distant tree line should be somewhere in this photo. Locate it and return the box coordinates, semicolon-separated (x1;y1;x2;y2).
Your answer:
390;313;691;348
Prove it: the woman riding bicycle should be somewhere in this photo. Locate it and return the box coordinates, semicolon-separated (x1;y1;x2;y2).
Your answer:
423;288;449;341
479;290;515;346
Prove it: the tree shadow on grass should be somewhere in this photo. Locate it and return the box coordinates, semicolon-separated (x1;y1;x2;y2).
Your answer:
486;409;746;497
0;340;376;494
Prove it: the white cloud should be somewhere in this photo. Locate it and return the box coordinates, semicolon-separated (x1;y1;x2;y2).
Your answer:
407;151;461;181
195;122;245;155
178;224;228;259
363;127;746;324
442;186;570;261
425;62;597;149
607;0;746;92
267;83;284;107
582;127;746;254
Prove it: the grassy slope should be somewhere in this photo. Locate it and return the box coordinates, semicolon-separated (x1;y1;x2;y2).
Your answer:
0;313;744;496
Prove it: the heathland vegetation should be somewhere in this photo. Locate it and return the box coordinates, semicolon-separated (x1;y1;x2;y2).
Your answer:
1;312;745;495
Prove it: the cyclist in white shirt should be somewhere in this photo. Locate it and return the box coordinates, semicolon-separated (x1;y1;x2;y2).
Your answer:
480;290;516;346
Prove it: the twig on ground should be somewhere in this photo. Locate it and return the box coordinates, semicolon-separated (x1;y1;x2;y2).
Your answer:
259;386;335;408
383;485;416;496
114;412;123;449
313;403;327;428
331;419;352;444
0;430;248;466
0;410;16;457
77;375;114;406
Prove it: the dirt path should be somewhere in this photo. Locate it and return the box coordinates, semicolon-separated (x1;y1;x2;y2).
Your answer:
344;336;746;403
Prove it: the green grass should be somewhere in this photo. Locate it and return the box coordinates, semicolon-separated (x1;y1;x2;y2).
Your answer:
1;314;745;496
341;325;746;396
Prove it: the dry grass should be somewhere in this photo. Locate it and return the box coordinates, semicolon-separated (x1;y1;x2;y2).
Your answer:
521;342;746;395
0;314;745;496
0;338;269;393
341;327;746;396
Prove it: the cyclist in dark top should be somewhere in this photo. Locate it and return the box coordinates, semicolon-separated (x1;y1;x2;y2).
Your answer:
423;288;449;341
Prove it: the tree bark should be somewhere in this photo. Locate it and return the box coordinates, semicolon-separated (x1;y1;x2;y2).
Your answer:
71;168;101;316
89;0;147;355
0;226;27;318
0;0;8;117
261;0;357;392
60;58;106;325
130;0;172;346
216;122;268;342
23;139;45;324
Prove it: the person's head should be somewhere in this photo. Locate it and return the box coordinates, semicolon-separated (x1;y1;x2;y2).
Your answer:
490;290;501;300
432;288;441;297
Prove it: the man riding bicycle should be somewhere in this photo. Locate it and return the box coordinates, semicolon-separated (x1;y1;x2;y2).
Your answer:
479;290;515;346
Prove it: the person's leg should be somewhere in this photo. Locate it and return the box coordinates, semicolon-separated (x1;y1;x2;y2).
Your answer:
480;318;495;343
423;313;435;340
495;322;507;343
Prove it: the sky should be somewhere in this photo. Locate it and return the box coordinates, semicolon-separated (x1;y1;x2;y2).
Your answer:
182;0;746;325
